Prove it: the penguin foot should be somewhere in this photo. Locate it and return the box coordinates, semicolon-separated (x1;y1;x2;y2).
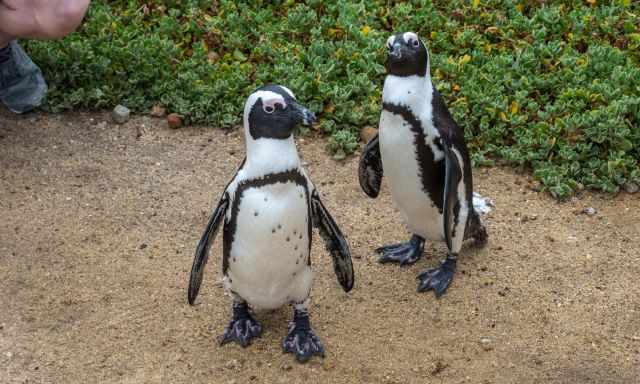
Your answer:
376;234;425;266
282;310;325;363
220;302;262;348
417;256;457;297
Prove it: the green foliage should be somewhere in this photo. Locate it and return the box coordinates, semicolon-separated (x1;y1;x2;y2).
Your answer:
25;0;640;198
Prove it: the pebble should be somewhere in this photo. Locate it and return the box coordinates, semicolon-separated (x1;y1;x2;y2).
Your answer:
167;113;182;129
583;207;597;216
112;105;130;124
150;104;166;117
360;126;378;143
623;182;638;194
479;336;494;351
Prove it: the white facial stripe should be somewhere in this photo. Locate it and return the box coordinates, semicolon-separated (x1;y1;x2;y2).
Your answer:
403;32;418;43
263;96;287;111
244;90;286;129
387;35;395;48
279;85;296;99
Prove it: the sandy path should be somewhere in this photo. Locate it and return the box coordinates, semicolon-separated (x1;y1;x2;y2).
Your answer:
1;112;639;384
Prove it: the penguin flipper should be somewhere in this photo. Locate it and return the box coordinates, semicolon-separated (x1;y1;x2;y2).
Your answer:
311;190;354;292
358;134;383;198
443;141;463;251
188;195;229;305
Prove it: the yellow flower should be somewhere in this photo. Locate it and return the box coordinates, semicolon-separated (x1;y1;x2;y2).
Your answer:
361;26;371;36
511;101;519;115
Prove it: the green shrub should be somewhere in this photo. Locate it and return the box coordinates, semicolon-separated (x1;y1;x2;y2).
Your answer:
25;0;639;198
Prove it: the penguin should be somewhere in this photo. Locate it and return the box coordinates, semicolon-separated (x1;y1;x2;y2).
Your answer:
188;85;354;363
358;32;487;297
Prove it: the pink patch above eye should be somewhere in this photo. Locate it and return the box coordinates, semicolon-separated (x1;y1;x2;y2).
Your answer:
263;98;286;111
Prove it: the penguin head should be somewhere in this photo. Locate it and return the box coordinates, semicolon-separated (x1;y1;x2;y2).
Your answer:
385;32;429;77
243;85;316;141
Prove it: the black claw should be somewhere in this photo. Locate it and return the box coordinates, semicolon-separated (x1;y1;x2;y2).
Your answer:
376;235;425;266
417;257;457;297
282;310;325;363
220;302;262;347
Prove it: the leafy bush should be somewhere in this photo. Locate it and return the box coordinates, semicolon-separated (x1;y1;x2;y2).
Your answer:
25;0;639;198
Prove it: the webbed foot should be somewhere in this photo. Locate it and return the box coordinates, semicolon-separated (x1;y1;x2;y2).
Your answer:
220;301;262;347
376;234;425;266
282;310;325;363
417;256;457;297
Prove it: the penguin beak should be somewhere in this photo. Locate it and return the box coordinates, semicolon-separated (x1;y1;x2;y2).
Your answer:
291;101;317;126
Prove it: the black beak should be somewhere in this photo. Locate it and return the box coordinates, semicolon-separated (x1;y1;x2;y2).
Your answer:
292;101;317;126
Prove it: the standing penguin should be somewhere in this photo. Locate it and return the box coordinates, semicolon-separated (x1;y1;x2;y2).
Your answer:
188;85;354;362
359;32;487;297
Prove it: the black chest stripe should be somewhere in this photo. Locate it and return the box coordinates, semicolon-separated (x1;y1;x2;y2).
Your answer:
382;102;445;212
222;169;312;274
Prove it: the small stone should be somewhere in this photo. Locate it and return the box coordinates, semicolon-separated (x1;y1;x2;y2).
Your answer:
479;337;493;351
583;207;597;216
360;126;378;143
112;105;130;124
623;182;639;194
96;121;108;130
167;113;183;129
150;104;166;117
139;243;147;250
281;364;293;371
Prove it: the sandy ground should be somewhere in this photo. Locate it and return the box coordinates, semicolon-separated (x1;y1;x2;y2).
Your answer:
1;111;639;384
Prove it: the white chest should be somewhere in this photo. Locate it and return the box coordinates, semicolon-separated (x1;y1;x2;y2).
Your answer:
378;110;445;241
225;181;313;310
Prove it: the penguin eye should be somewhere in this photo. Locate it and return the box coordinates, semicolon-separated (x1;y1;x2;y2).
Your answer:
411;39;420;48
263;105;274;114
